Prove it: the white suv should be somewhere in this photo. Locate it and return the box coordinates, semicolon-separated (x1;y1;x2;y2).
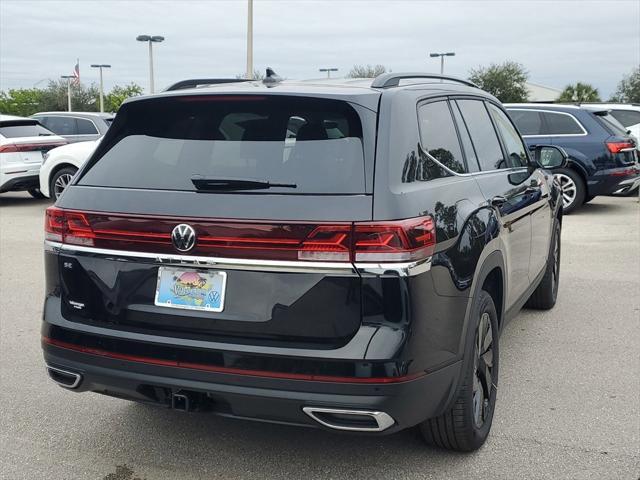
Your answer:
581;103;640;147
0;115;66;198
38;139;98;199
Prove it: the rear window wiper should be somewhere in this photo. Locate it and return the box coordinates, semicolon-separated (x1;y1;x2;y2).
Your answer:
191;176;297;191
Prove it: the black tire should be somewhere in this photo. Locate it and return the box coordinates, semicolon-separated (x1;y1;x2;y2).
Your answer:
50;167;77;200
419;290;499;452
583;195;595;204
554;168;585;214
28;188;46;199
525;220;561;310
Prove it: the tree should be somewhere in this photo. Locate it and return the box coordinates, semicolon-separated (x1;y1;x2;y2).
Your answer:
346;64;387;78
558;82;601;102
610;67;640;103
38;80;99;112
105;83;144;112
468;61;529;102
0;88;44;116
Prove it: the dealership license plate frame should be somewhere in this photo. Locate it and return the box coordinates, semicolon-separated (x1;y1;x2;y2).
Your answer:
154;266;227;313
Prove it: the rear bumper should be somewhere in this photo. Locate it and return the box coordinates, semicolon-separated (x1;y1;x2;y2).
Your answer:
43;341;462;434
587;166;640;196
0;173;39;193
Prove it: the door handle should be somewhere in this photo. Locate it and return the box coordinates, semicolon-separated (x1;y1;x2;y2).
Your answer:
491;196;507;207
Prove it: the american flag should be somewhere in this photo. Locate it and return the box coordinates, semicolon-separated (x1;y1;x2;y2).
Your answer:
72;60;80;85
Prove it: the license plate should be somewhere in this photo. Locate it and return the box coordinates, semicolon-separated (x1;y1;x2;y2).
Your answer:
154;267;227;312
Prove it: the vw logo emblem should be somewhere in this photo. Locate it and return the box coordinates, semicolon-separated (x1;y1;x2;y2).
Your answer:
171;224;196;252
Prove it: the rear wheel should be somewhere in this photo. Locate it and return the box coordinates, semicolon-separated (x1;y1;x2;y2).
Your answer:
419;290;499;452
28;188;46;199
50;167;77;200
526;220;561;310
554;168;585;214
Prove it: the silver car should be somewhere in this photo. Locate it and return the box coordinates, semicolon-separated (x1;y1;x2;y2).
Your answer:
31;112;113;143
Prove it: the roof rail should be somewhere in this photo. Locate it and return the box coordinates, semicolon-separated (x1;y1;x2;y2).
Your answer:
371;72;479;89
165;78;251;92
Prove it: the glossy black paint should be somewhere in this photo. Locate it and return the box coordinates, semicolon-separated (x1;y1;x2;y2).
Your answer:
42;79;562;432
505;104;639;197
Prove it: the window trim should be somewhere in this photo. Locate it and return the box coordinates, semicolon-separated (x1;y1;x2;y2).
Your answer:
415;97;471;174
485;101;531;170
36;115;100;137
506;108;588;137
412;94;532;178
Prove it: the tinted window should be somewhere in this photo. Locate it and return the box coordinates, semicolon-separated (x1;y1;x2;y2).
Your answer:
44;116;77;136
0;122;55;138
542;112;584;135
595;113;628;136
451;101;480;172
456;100;506;171
488;104;528;168
508;109;543;135
610;109;640;128
418;101;466;173
76;118;98;135
79;96;366;194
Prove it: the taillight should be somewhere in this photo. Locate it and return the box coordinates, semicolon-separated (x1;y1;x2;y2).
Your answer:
606;140;635;153
353;217;435;261
45;208;436;263
0;142;66;153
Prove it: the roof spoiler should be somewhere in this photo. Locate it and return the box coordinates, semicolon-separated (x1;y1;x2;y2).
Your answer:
164;78;251;92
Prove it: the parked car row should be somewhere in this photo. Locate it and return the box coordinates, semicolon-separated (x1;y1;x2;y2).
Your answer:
0;112;107;198
506;103;639;213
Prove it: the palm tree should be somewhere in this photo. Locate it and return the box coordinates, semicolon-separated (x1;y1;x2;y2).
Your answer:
558;82;601;102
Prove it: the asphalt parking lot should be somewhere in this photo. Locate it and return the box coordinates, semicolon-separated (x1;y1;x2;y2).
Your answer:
0;193;638;480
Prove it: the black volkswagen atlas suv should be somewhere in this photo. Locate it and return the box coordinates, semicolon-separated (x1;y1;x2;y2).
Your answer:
42;72;566;452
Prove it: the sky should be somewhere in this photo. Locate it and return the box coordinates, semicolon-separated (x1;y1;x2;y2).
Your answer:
1;0;639;99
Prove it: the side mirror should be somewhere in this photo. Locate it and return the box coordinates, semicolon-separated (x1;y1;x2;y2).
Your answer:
530;145;568;169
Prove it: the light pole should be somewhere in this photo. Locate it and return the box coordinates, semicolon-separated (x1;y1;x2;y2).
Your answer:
319;68;338;79
91;64;111;112
136;35;164;94
246;0;253;79
60;75;73;111
429;52;455;75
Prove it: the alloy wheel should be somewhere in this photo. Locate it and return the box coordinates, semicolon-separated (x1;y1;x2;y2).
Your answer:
54;173;74;199
554;173;576;209
472;312;494;428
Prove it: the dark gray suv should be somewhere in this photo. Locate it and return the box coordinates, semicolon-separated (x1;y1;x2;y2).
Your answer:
41;72;567;451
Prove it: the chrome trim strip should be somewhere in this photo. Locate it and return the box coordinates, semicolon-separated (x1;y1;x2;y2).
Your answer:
45;364;82;389
302;407;395;432
507;108;588;137
44;241;431;277
355;257;432;276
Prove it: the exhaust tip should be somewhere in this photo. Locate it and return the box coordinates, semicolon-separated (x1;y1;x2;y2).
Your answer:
302;406;395;432
46;364;82;389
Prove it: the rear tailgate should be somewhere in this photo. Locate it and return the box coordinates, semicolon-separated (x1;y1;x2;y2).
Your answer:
50;92;379;347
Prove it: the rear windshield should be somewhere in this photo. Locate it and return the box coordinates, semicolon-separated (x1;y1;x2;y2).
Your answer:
594;112;628;136
0;121;55;138
79;96;366;194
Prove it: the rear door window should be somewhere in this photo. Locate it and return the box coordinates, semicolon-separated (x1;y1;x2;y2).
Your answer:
76;118;99;135
541;112;585;135
487;104;528;168
456;99;507;171
44;116;78;136
417;100;466;173
79;96;366;194
508;109;544;135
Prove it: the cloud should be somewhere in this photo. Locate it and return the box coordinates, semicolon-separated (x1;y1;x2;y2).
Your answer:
1;0;638;98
